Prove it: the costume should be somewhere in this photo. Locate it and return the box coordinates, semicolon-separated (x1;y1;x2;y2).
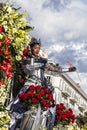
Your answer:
6;50;76;130
6;53;55;130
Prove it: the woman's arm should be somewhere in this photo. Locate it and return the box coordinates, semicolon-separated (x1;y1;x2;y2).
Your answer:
45;62;76;73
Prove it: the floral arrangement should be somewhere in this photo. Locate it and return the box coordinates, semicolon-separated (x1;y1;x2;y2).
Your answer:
0;1;32;99
55;103;76;127
0;0;32;83
18;85;55;110
0;1;32;129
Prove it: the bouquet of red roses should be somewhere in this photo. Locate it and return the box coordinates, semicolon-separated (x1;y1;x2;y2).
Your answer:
18;85;55;110
55;103;76;126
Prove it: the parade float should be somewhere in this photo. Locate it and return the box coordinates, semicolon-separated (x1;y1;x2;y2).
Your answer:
0;1;77;130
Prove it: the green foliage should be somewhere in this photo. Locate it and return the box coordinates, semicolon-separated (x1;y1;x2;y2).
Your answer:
12;60;26;98
76;112;87;129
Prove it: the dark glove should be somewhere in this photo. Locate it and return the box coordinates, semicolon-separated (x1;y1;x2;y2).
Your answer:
69;67;76;72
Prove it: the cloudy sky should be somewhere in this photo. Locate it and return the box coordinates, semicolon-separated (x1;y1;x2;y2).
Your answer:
1;0;87;94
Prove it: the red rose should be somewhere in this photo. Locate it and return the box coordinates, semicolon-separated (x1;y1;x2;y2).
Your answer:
35;85;41;90
32;98;37;103
27;91;34;97
57;103;66;109
45;103;50;108
56;110;62;115
48;94;53;100
44;88;50;94
41;100;47;105
68;108;73;113
0;26;2;32
72;114;76;120
18;92;29;100
39;90;44;96
61;114;67;119
36;93;42;99
71;116;76;123
68;119;71;123
56;116;61;121
29;85;35;91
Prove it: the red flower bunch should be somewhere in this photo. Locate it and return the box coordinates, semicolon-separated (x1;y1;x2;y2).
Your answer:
0;25;12;87
55;103;76;126
18;85;55;110
22;46;30;59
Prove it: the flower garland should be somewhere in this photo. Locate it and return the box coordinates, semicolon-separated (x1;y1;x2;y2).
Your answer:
18;85;55;110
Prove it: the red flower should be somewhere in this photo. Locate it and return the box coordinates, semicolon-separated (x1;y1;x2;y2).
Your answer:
5;71;12;78
45;103;50;108
23;47;29;56
41;100;47;105
36;93;42;99
68;119;71;123
19;78;24;83
61;114;67;119
56;103;66;110
0;49;2;54
32;98;37;103
39;90;44;96
55;103;76;126
44;88;50;94
5;36;11;45
0;40;2;46
18;85;54;110
27;91;34;97
0;79;4;87
7;64;12;71
68;108;73;113
4;48;8;55
48;93;53;100
56;110;62;115
56;116;61;121
27;85;35;91
35;85;41;90
0;65;7;71
18;92;29;100
0;26;2;32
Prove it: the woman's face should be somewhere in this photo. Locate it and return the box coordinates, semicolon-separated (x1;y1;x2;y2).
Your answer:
31;44;41;56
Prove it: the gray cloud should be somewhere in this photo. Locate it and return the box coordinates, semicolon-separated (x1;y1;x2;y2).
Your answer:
77;59;87;72
42;0;71;11
48;45;76;65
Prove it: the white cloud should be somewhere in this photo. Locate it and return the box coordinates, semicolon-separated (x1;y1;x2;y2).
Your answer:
68;72;87;94
2;0;87;93
6;0;87;44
